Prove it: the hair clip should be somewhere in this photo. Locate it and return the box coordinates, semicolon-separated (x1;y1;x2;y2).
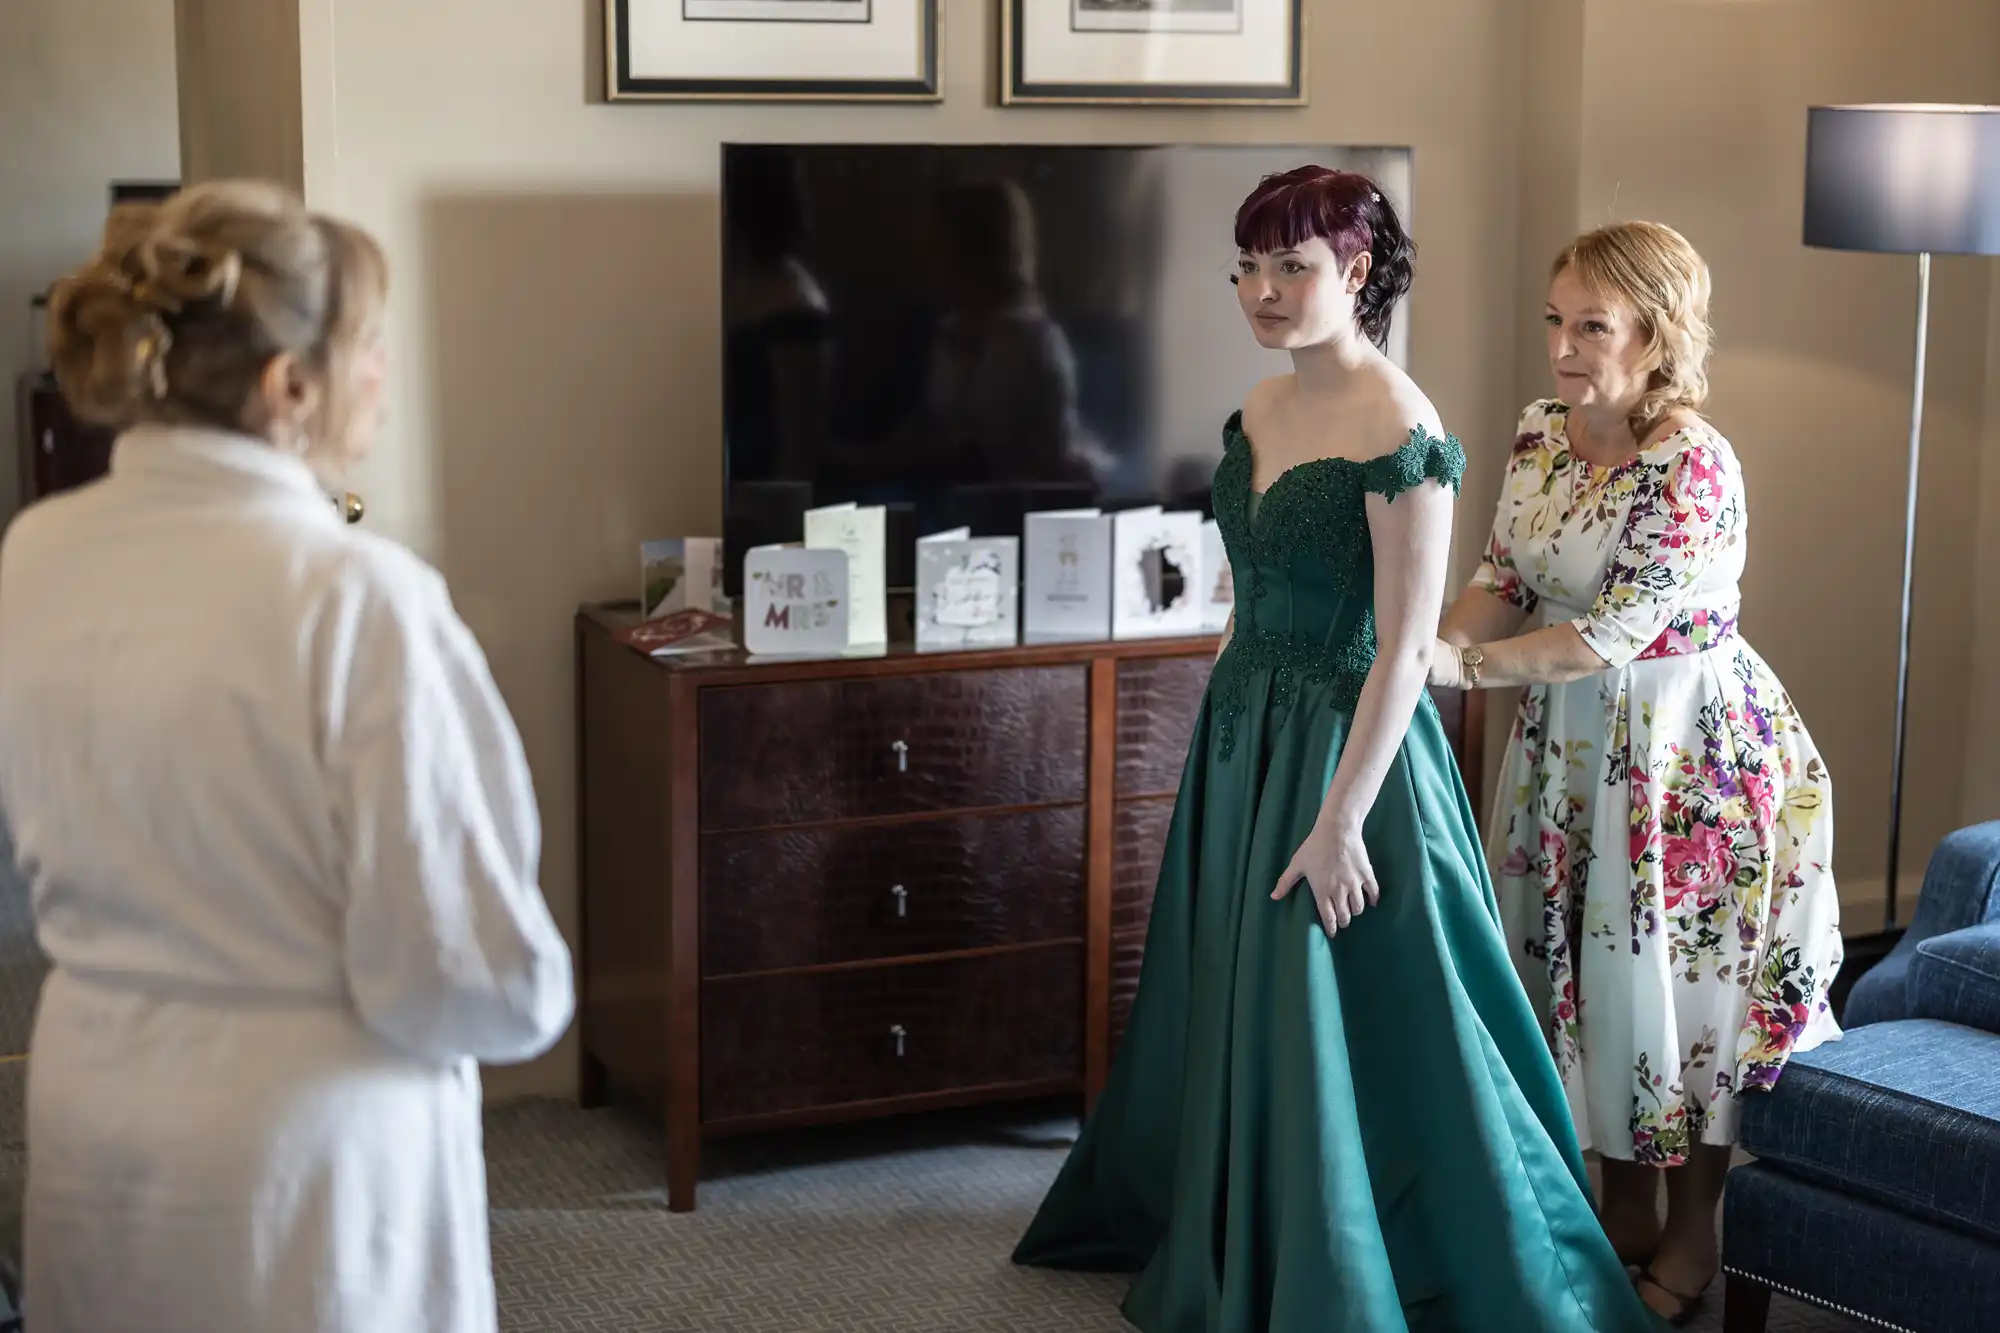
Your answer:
135;327;172;401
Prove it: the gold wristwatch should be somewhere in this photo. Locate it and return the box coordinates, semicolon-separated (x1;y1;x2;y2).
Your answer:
1459;644;1484;688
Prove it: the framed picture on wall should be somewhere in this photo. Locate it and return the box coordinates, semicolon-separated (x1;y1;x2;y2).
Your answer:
1002;0;1305;106
606;0;940;102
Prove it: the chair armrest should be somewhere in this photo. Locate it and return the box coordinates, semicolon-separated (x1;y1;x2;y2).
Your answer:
1845;822;2000;1026
1909;823;2000;935
1909;922;2000;1033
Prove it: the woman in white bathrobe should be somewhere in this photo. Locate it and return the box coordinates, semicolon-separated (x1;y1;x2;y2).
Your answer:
0;180;574;1332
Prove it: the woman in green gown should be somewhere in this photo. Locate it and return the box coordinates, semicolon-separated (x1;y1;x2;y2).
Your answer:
1012;167;1664;1333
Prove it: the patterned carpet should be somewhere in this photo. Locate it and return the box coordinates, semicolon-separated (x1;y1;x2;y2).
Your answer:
484;1097;1863;1332
0;823;1861;1333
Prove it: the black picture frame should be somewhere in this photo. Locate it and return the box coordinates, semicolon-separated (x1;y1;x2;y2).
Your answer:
109;181;181;206
683;0;871;20
1003;0;1305;107
606;0;941;103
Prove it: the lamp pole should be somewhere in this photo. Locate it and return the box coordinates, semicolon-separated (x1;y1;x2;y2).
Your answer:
1884;251;1929;932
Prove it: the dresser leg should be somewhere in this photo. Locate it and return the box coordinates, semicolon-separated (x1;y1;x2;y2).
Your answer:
578;1047;609;1110
667;1129;700;1213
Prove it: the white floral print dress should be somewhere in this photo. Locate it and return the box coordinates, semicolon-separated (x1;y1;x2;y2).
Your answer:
1472;400;1843;1162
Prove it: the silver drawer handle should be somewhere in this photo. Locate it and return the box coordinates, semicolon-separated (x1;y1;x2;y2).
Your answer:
890;884;907;918
889;1024;907;1058
891;739;909;773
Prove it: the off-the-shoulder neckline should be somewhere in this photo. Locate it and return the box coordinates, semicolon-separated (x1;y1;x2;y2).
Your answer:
1223;410;1459;497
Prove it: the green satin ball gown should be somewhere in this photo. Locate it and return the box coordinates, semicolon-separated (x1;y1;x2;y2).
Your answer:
1013;415;1663;1333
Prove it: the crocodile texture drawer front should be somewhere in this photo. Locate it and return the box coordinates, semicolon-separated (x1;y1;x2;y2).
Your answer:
1114;798;1175;937
698;666;1089;832
1111;797;1175;1058
1115;657;1213;797
701;807;1086;976
1110;933;1147;1055
700;946;1083;1123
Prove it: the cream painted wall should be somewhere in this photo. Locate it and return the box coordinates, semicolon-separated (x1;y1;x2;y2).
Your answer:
0;0;179;519
1482;0;1590;786
174;0;303;188
1957;0;2000;836
174;0;2000;1097
1966;276;2000;825
1566;0;2000;928
308;0;1529;1098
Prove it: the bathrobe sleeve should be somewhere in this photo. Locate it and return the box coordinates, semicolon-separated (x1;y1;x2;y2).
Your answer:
317;546;574;1065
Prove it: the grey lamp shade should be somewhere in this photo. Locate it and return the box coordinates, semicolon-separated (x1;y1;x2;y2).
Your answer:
1804;105;2000;256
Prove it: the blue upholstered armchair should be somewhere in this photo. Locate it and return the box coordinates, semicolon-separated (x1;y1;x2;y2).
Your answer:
1722;822;2000;1332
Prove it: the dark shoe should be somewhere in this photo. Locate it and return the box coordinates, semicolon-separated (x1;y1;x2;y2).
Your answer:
1635;1268;1707;1327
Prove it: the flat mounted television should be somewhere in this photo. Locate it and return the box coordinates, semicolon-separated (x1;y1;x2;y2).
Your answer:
721;142;1414;594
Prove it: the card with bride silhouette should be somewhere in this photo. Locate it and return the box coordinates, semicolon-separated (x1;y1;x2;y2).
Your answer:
1111;507;1205;639
1201;518;1233;632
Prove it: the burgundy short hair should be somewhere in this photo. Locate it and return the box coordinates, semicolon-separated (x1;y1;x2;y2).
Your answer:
1233;165;1415;350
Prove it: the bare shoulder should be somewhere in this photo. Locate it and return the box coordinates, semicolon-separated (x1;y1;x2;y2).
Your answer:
1238;374;1291;433
1359;361;1446;461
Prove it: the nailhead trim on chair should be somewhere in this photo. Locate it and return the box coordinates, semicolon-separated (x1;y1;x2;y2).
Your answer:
1722;1266;1918;1333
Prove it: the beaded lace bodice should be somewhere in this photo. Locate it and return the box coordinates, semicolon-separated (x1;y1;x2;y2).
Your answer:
1208;411;1466;757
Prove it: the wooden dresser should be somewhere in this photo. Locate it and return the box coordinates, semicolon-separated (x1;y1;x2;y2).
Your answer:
15;371;115;508
574;604;1483;1211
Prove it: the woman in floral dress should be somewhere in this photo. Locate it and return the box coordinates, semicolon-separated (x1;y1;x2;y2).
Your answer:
1429;221;1842;1324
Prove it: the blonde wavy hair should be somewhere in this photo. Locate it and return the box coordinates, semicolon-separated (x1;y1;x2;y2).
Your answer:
47;179;388;469
1551;221;1713;437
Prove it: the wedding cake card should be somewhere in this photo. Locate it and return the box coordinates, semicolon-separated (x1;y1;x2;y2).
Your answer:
1023;509;1113;641
1200;519;1234;633
1112;507;1205;639
803;502;887;648
640;537;724;620
743;545;849;657
916;529;1019;651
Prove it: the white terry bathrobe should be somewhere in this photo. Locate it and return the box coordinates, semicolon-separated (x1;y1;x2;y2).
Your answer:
0;425;574;1333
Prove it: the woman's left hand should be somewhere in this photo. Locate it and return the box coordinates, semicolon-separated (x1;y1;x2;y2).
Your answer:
1272;814;1380;938
1427;637;1464;689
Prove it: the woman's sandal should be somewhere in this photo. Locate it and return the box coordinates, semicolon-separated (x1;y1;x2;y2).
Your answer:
1634;1269;1707;1327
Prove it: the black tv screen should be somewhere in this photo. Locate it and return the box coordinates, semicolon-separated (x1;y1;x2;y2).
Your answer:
721;142;1413;593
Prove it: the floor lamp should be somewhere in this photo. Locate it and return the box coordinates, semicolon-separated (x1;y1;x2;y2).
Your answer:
1803;104;2000;949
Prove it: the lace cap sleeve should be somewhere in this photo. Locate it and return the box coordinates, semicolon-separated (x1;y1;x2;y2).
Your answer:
1362;425;1465;501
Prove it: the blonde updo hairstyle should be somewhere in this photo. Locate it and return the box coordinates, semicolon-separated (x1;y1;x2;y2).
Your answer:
1551;220;1713;438
47;179;387;469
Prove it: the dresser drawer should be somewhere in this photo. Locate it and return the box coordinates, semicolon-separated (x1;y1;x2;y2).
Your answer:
701;807;1086;976
1110;796;1175;1061
1116;656;1213;796
698;666;1088;831
1110;930;1147;1055
1114;797;1175;935
701;946;1082;1123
